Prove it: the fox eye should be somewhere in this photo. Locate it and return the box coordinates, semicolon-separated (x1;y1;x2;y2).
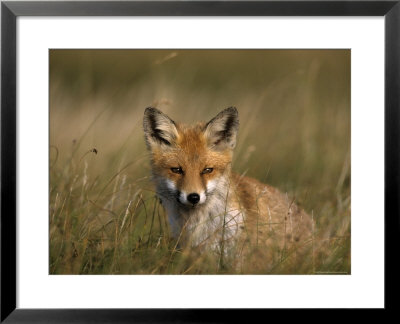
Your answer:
171;167;183;174
201;168;213;174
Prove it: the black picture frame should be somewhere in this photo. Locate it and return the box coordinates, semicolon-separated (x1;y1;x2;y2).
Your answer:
1;0;399;322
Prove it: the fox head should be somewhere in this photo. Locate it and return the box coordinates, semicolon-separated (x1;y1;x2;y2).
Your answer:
143;107;239;208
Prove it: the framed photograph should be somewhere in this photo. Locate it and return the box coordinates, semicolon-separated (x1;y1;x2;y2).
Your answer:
1;0;398;321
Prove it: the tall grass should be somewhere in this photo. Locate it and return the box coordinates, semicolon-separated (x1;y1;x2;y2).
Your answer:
49;50;350;274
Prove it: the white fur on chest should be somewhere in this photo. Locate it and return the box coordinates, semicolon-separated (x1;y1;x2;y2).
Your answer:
161;191;244;254
184;196;244;249
157;175;244;255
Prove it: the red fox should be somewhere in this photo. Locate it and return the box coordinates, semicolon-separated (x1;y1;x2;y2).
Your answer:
143;107;313;271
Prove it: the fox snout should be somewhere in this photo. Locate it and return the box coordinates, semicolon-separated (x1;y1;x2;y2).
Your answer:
178;190;206;207
163;178;207;207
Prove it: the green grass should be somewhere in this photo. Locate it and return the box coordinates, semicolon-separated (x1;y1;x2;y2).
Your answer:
49;49;350;274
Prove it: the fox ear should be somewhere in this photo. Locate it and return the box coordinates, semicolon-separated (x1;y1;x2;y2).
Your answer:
143;107;178;148
204;107;239;150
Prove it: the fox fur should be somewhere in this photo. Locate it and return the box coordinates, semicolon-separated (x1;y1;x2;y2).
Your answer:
143;107;312;270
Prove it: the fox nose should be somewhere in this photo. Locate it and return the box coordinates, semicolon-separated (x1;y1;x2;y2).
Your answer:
187;193;200;205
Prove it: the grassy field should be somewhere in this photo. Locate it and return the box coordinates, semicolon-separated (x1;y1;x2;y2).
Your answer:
49;50;350;274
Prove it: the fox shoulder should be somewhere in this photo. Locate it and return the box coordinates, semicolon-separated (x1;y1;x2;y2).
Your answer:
231;173;312;243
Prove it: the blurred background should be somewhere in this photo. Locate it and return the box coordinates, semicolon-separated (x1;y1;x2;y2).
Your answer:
49;50;350;274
